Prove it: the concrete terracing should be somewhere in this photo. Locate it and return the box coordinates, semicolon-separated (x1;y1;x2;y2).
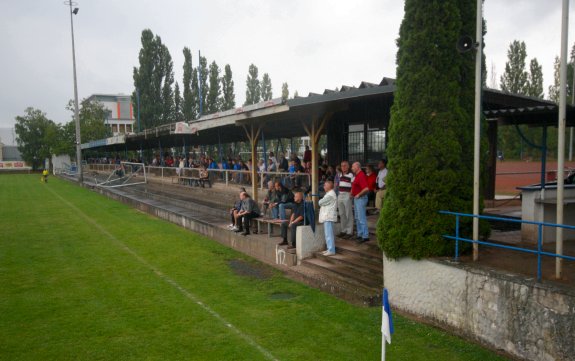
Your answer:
74;172;384;306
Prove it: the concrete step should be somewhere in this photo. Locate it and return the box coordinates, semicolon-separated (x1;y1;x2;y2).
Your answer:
334;239;383;268
124;187;230;219
314;251;382;277
285;264;382;307
302;258;382;289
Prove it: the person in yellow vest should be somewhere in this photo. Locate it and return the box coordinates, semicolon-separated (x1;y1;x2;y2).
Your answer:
42;169;49;183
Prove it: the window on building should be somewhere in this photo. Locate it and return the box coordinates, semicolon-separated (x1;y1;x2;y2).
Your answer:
346;123;387;165
347;124;364;164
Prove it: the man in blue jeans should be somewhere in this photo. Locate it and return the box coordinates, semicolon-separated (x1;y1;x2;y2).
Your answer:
351;162;370;243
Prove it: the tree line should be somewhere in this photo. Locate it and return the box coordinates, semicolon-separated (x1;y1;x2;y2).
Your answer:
132;29;291;130
497;40;575;160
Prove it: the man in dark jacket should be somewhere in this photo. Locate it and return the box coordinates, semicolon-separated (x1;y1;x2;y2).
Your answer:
235;192;260;236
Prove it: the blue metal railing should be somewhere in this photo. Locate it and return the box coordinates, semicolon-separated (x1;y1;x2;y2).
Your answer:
439;211;575;281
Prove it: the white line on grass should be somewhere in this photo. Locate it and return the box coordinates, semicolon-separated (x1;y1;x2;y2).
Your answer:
47;186;279;361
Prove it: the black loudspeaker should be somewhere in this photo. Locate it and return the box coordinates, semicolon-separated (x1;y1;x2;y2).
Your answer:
456;36;476;53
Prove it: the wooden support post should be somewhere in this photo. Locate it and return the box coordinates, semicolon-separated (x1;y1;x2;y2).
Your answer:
303;112;332;210
243;123;261;203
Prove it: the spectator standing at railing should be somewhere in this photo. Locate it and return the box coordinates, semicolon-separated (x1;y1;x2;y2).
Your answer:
278;152;289;171
375;159;388;213
351;162;370;243
177;156;185;176
337;161;354;238
319;180;337;256
303;145;312;163
366;165;377;206
207;158;218;170
269;151;278;170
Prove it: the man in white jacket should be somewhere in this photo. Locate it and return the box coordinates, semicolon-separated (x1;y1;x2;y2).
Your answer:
319;180;338;256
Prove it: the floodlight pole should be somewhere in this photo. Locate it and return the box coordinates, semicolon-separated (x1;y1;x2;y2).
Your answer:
472;0;483;261
66;1;83;183
556;0;569;279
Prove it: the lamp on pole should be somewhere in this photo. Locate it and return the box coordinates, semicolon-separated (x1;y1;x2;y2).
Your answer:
64;1;83;183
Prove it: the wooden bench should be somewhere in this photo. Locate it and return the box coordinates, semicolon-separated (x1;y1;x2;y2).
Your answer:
173;176;212;188
254;217;285;238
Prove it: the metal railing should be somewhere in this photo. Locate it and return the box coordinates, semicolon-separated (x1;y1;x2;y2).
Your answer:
439;211;575;281
87;164;311;190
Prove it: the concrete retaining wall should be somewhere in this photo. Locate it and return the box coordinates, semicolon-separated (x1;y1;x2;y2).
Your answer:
89;184;297;268
384;257;575;361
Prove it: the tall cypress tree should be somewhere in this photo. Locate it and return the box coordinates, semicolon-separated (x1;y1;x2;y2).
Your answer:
159;43;175;124
244;64;261;105
527;58;543;99
198;56;209;116
221;64;236;111
174;81;183;122
281;82;289;101
206;61;222;114
191;67;199;118
133;29;163;129
378;0;480;259
261;73;273;101
182;47;197;120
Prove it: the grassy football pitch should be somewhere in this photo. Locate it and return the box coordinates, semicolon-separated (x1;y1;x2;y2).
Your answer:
0;175;507;360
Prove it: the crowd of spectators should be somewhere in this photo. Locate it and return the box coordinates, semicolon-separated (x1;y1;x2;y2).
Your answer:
88;150;389;256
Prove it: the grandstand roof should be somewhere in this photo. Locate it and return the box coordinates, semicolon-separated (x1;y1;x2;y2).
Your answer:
82;76;569;151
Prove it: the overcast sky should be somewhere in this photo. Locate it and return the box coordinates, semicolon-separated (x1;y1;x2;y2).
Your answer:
1;0;575;131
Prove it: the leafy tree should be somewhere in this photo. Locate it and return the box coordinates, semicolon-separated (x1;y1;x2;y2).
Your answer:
174;81;183;121
221;64;236;111
14;108;58;170
182;47;198;120
499;41;545;160
549;56;561;103
261;73;273;101
53;121;76;157
281;82;289;101
69;98;110;142
293;90;299;98
198;56;209;116
378;0;483;259
500;40;528;94
548;47;575;103
206;61;222;114
244;64;261;105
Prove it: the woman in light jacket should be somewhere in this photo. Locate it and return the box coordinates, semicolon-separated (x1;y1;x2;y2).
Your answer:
318;180;338;256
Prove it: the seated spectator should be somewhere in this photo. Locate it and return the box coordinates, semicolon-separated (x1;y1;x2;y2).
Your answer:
262;181;276;218
277;182;295;220
278;192;305;249
235;192;260;236
228;190;245;231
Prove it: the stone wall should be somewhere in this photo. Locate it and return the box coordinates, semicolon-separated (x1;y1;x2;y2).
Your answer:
384;257;575;361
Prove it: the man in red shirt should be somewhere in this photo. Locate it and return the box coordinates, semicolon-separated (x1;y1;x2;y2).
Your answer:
351;162;370;243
